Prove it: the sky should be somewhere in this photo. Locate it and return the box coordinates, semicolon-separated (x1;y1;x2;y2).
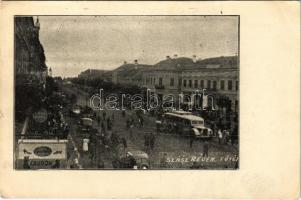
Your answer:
38;16;239;77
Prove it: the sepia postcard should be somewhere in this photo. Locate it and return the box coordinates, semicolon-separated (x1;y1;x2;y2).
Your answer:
0;1;300;199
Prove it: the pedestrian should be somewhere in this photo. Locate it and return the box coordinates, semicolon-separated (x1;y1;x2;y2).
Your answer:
203;141;209;157
97;157;105;168
150;132;155;150
189;135;194;148
144;133;150;150
97;115;101;125
160;153;168;168
51;160;60;168
218;129;223;144
131;117;135;127
121;137;127;149
190;161;200;169
222;130;227;144
106;117;110;127
225;129;230;144
110;132;119;149
129;124;134;138
140;116;144;127
83;138;89;152
23;156;30;169
138;117;141;127
126;118;130;129
63;123;69;139
101;121;105;132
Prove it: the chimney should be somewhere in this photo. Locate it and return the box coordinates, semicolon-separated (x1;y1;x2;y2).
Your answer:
192;55;197;63
174;54;178;59
166;55;170;59
134;60;138;65
124;61;127;65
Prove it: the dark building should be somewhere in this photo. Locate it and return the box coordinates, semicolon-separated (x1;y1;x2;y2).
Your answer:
78;69;112;81
15;17;48;81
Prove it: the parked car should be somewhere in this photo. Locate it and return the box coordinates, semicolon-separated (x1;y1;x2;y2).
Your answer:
70;105;81;117
191;126;215;139
81;106;95;118
78;117;93;133
112;150;150;169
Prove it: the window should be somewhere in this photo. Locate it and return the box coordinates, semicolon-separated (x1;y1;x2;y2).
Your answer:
200;80;204;88
207;80;211;89
220;80;225;90
159;77;163;86
228;80;233;90
150;78;152;85
236;81;238;91
194;80;198;88
170;78;174;86
188;80;192;88
178;78;182;87
213;81;217;89
183;79;187;87
153;78;156;85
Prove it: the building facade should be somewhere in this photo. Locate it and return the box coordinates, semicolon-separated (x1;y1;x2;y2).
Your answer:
112;60;152;86
15;17;47;81
142;56;239;111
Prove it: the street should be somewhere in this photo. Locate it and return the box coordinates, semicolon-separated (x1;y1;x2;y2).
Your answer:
62;84;238;169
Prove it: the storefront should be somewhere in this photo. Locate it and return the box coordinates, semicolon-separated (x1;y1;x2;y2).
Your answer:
16;139;68;169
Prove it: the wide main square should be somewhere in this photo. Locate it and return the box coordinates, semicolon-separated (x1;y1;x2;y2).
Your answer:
14;16;239;170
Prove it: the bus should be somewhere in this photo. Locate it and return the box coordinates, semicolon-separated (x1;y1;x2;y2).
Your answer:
170;110;192;116
156;112;215;139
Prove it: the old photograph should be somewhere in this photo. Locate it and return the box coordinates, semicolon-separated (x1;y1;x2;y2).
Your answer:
14;15;239;170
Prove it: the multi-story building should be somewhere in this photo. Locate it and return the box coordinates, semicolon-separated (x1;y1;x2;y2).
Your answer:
112;60;152;85
142;56;239;111
15;17;48;81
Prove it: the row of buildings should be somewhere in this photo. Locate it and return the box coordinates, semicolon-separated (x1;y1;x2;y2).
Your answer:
112;55;239;112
